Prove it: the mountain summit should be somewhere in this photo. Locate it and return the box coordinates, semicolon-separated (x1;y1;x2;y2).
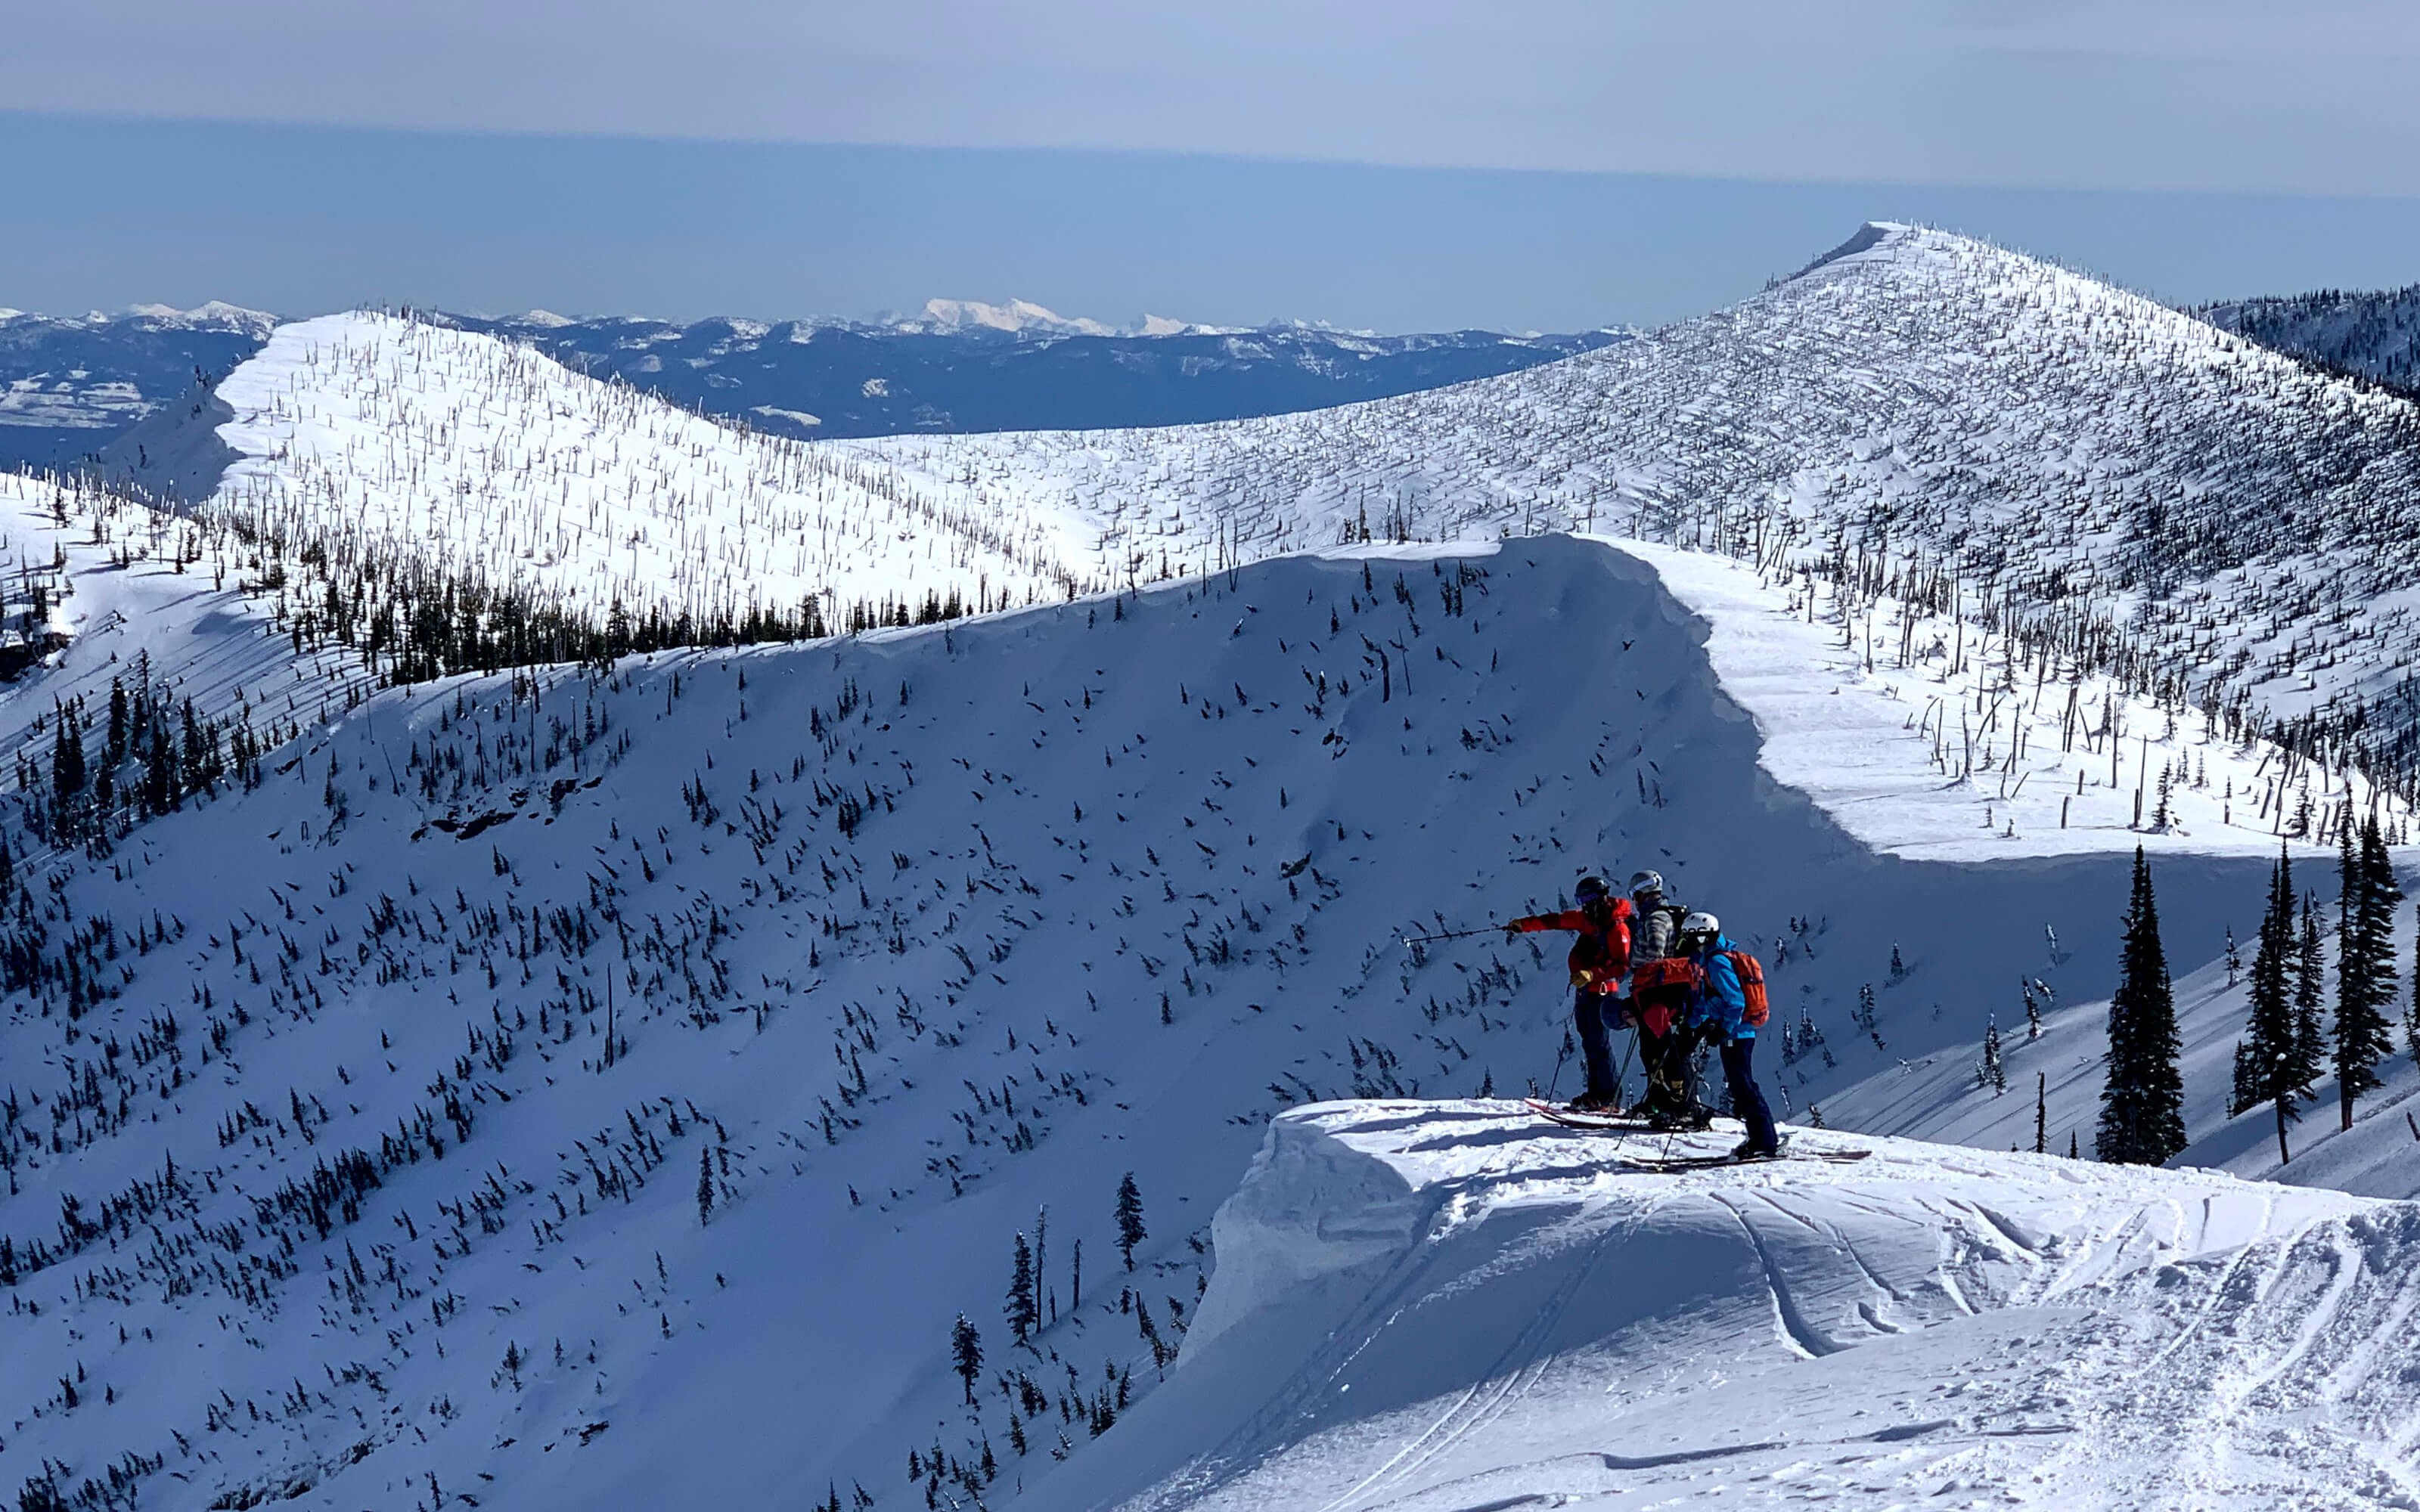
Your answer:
908;296;1122;336
849;220;2420;768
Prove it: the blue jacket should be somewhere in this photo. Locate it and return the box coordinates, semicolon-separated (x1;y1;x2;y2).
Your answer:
1686;934;1753;1039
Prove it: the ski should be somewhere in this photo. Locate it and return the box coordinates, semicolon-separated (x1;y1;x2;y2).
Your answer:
1522;1097;1733;1134
1522;1097;1655;1131
1613;1144;1872;1173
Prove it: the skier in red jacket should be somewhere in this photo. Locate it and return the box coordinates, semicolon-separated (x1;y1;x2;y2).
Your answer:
1505;875;1634;1111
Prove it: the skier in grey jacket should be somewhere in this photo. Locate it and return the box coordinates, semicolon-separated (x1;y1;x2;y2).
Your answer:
1623;870;1706;1126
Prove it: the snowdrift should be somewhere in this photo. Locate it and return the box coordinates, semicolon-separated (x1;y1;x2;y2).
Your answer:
1045;1102;2420;1512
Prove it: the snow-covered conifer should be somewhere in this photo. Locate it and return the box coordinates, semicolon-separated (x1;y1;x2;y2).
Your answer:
949;1315;982;1405
1005;1234;1038;1343
2097;847;2185;1166
1114;1173;1146;1272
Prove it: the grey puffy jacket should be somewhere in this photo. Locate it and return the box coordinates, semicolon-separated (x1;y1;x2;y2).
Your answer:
1630;900;1689;963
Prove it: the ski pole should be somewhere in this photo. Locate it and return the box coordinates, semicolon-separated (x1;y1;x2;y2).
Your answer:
1545;1027;1574;1101
1401;925;1506;947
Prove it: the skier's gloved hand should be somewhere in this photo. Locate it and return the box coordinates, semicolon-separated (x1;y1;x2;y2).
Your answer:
1502;922;1522;942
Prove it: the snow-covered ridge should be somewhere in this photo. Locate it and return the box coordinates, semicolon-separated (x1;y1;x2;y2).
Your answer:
1052;1102;2420;1512
0;535;2327;1511
172;311;1106;623
846;222;2420;777
2201;282;2420;394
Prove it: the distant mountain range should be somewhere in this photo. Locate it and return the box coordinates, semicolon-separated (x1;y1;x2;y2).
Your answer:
2198;284;2420;394
0;299;1625;471
0;303;275;471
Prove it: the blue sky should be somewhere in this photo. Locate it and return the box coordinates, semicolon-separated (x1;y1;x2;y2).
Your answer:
9;1;2420;330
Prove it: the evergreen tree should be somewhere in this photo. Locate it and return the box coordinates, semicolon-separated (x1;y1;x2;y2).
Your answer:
2362;812;2402;1026
2292;896;2328;1094
2223;926;2242;988
2097;847;2187;1165
949;1314;983;1405
1978;1015;2006;1094
2333;810;2399;1130
104;677;128;768
1005;1232;1037;1343
1114;1173;1146;1272
696;1145;714;1225
2235;847;2312;1163
2410;900;2420;1067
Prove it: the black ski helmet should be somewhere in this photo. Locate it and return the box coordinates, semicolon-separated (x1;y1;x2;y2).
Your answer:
1575;875;1612;906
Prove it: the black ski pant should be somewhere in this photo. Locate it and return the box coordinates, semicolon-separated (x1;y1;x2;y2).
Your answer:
1638;1012;1694;1116
1717;1033;1779;1153
1572;991;1621;1098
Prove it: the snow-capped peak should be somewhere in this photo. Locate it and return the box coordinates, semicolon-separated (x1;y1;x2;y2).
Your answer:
915;296;1117;336
116;299;278;332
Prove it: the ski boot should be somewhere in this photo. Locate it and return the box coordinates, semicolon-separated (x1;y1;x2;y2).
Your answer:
1565;1087;1624;1114
1647;1104;1714;1133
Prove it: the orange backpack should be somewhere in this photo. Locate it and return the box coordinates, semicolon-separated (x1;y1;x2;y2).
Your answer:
1723;949;1770;1027
1628;956;1699;996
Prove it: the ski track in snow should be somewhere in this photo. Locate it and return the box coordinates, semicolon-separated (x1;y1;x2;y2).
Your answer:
1055;1102;2420;1512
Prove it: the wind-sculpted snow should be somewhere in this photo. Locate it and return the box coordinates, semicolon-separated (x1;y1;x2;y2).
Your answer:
0;534;2339;1512
1045;1102;2420;1512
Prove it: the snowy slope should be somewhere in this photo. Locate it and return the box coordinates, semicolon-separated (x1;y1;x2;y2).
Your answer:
0;472;375;829
849;222;2420;749
1820;886;2420;1202
2202;284;2420;394
107;312;1106;625
0;532;2361;1512
1034;1101;2420;1512
1608;539;2406;860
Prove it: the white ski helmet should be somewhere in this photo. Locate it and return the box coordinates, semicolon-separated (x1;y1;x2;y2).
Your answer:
1627;869;1665;898
1680;910;1721;941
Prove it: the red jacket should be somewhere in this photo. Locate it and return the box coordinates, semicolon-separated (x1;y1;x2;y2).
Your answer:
1511;900;1633;994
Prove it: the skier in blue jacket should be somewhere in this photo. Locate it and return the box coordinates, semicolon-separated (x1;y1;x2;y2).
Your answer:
1679;912;1782;1160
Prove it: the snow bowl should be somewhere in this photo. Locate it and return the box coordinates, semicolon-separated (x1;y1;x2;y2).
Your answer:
1037;1101;2420;1512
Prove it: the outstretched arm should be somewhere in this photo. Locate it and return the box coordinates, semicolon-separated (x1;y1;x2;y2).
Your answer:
1507;909;1589;935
